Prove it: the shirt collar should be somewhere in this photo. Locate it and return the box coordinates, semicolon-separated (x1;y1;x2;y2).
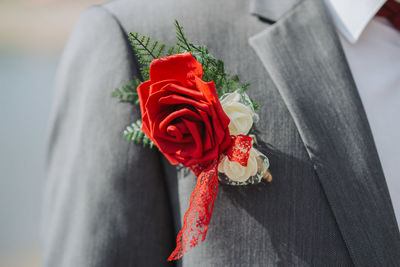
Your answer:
323;0;387;43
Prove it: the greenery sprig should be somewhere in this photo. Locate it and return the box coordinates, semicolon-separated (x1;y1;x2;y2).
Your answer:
124;120;154;148
112;20;258;146
111;78;141;105
128;33;165;80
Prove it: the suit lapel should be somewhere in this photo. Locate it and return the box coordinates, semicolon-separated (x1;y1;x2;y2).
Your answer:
249;0;400;265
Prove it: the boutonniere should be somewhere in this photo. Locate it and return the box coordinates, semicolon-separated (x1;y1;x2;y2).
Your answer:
112;20;272;261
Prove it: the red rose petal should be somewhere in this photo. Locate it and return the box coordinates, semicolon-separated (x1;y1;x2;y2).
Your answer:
195;77;230;127
137;80;152;110
149;79;181;95
174;121;190;135
158;94;210;113
137;80;153;134
183;144;219;166
166;124;183;140
179;118;203;158
150;53;203;87
145;90;170;123
194;77;217;103
160;83;205;100
219;128;232;153
159;108;201;134
197;109;214;151
162;152;180;165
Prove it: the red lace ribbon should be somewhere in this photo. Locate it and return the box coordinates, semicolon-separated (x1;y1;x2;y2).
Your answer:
225;135;253;166
168;135;253;261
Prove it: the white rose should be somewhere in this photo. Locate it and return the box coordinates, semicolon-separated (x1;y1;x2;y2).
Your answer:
220;92;255;135
218;148;258;182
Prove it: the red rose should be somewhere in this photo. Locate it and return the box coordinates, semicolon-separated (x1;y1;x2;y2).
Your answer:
137;53;231;167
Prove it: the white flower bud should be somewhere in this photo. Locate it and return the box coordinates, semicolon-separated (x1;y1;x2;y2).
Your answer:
218;148;258;182
220;92;255;135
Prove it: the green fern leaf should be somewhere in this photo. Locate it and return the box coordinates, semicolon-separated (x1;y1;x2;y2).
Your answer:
174;20;192;52
123;120;155;148
155;43;166;58
129;32;169;80
166;46;176;56
111;78;141;105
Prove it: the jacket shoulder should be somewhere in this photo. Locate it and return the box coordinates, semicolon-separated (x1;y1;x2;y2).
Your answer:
99;0;249;43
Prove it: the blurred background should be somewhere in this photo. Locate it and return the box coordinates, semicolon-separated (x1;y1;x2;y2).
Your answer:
0;0;106;266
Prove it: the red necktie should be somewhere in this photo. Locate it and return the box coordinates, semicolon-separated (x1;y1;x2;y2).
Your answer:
377;0;400;31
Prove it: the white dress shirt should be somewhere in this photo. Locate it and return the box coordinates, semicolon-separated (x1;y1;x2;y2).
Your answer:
324;0;400;226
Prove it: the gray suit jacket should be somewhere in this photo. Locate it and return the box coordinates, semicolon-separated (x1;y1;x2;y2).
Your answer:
43;0;400;266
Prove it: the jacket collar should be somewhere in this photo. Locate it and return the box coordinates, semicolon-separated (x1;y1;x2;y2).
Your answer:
249;0;300;22
249;0;388;43
249;0;400;265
